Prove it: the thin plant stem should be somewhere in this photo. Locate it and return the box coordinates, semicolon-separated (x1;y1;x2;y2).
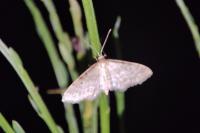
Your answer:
82;0;110;133
99;95;110;133
113;16;125;133
0;113;15;133
175;0;200;57
114;93;125;133
69;0;86;59
82;101;94;133
0;40;60;133
63;104;79;133
82;0;101;57
24;0;68;88
40;1;79;132
12;120;26;133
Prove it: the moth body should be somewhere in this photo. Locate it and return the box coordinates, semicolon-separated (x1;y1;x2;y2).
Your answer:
98;58;112;95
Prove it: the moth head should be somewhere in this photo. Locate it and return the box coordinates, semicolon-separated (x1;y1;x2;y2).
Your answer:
97;54;107;60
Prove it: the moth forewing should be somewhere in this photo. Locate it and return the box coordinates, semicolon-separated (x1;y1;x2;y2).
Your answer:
62;63;101;103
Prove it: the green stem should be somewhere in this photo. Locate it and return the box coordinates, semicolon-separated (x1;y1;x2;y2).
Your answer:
0;40;59;133
82;101;93;133
113;16;125;117
40;1;79;132
24;0;68;88
12;120;26;133
82;0;110;133
82;0;101;57
115;92;125;118
0;113;15;133
115;92;125;133
113;16;125;133
64;104;79;133
99;95;110;133
69;0;86;58
175;0;200;57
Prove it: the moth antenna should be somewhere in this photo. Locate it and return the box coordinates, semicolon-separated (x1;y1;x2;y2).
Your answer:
100;29;112;55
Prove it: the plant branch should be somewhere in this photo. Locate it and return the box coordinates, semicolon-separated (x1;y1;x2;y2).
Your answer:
0;113;15;133
82;1;110;133
25;1;79;133
0;40;60;133
176;0;200;57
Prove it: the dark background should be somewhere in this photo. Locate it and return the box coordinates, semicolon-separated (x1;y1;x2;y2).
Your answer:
0;0;200;133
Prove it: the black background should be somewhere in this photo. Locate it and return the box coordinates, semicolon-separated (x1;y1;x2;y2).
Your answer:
1;0;200;133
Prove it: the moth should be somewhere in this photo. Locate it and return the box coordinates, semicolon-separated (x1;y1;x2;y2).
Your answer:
62;30;153;104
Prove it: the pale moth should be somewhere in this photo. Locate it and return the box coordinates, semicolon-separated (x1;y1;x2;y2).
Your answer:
62;29;153;104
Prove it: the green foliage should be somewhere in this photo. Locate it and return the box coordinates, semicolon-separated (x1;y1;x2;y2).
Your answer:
24;0;68;88
3;0;198;133
0;0;126;133
0;40;60;133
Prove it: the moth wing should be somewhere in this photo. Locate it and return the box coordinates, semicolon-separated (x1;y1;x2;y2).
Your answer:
106;59;153;92
62;63;101;104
